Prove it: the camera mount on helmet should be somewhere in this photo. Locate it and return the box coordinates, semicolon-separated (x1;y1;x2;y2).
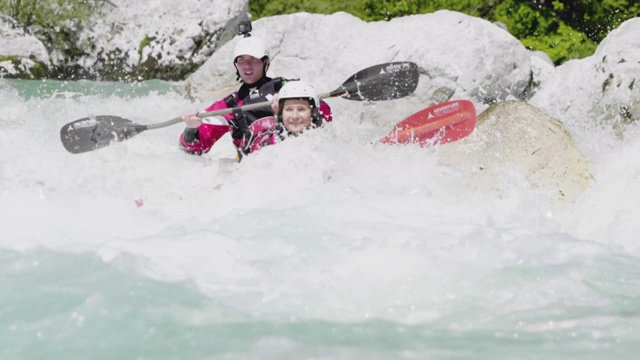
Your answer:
238;21;252;38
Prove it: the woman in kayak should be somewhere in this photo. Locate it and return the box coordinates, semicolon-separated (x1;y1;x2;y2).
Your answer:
237;80;327;154
179;32;331;158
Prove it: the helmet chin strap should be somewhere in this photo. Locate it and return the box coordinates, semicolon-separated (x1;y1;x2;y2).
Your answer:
311;106;322;127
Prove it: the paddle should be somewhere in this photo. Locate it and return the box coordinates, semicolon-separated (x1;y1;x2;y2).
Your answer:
379;99;476;147
60;62;419;154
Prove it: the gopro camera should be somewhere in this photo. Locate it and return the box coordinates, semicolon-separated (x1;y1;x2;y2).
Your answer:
238;21;252;37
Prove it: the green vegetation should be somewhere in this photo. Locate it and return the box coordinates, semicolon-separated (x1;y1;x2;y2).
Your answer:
0;55;48;79
249;0;639;64
249;0;370;19
138;35;153;58
0;0;107;78
0;0;104;56
0;0;103;29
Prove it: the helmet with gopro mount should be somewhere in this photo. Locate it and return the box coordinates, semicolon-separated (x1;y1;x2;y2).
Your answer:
232;20;269;81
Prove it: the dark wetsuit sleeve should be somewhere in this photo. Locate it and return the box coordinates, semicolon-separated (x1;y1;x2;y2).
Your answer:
182;127;199;144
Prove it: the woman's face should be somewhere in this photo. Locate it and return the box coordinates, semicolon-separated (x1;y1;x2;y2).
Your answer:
235;55;265;84
281;99;312;134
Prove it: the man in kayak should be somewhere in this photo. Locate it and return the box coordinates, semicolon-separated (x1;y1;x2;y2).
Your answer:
179;30;332;158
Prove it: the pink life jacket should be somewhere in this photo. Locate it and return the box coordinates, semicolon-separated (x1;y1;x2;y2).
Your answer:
234;116;279;154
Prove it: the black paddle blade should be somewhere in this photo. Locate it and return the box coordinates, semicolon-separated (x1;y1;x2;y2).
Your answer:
332;62;419;101
60;116;146;154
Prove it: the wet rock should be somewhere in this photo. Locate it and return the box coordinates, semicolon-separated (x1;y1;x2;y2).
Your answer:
0;16;49;79
439;100;593;202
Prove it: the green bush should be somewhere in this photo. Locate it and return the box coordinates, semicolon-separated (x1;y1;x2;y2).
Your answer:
360;0;491;21
491;0;598;64
0;0;107;77
0;0;103;29
529;0;640;43
250;0;370;19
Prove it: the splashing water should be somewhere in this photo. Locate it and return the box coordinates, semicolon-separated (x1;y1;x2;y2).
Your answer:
1;79;639;359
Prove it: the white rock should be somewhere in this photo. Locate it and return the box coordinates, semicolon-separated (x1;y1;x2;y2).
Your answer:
439;101;593;203
0;15;49;77
527;50;555;94
185;10;534;121
530;17;640;153
73;0;247;78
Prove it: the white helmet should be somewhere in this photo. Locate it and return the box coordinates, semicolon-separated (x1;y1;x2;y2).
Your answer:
277;81;320;110
277;81;322;127
233;35;268;60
